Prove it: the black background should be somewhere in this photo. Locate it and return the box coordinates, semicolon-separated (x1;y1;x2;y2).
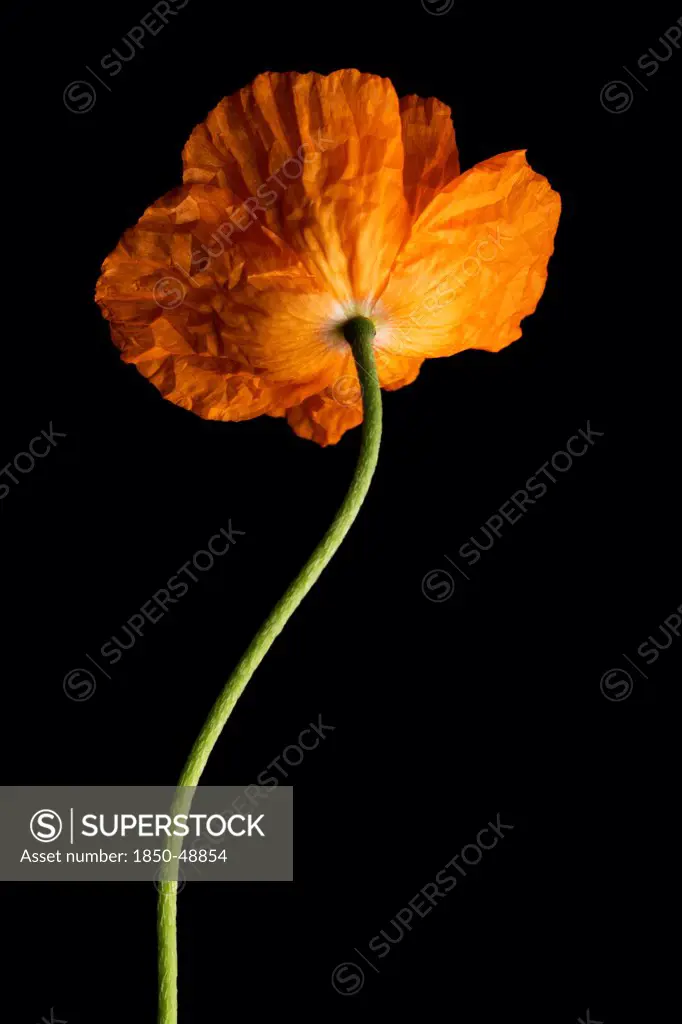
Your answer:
1;1;679;1020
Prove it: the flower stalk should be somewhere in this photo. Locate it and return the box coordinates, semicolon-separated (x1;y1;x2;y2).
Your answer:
157;316;381;1024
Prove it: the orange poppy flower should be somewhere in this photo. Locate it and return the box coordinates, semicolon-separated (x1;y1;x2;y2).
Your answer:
96;69;560;446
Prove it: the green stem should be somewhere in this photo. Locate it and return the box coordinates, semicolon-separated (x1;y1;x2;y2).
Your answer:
157;317;382;1024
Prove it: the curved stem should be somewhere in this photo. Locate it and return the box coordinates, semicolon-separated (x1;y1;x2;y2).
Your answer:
157;319;382;1024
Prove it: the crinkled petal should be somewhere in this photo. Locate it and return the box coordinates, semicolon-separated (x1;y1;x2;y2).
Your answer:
377;150;561;361
95;184;342;421
287;388;363;447
399;94;460;221
183;70;410;306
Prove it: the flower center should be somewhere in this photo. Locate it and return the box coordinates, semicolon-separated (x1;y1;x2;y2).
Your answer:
342;315;376;349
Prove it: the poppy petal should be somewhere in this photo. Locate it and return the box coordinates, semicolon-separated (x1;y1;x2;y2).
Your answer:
399;94;460;220
377;149;561;361
95;184;338;421
182;69;410;305
286;388;363;447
